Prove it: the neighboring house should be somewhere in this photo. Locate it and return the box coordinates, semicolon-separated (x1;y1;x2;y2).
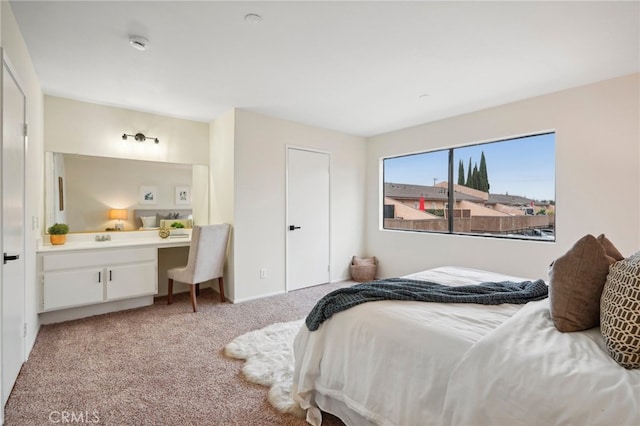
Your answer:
383;197;440;220
384;182;485;211
385;182;552;216
384;182;555;234
486;193;556;215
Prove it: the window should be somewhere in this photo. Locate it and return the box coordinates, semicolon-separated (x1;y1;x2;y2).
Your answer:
383;132;555;241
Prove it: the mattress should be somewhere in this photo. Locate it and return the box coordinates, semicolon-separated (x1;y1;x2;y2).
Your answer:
292;266;532;426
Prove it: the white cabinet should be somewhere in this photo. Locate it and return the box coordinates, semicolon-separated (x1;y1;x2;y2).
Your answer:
40;247;157;312
105;263;156;301
43;267;104;311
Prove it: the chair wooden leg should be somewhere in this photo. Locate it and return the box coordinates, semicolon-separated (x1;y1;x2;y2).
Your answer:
168;279;174;305
218;276;225;303
195;283;200;297
189;284;198;312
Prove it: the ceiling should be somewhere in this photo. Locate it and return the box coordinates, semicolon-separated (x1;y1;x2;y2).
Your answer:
9;1;640;137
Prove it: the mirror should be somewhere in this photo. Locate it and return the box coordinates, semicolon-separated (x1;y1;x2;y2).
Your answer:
45;152;209;233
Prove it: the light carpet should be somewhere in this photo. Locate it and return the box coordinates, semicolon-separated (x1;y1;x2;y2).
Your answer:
4;283;351;425
224;319;306;418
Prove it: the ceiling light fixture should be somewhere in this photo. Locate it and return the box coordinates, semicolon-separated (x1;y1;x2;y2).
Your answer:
122;133;159;144
244;13;263;23
128;35;149;51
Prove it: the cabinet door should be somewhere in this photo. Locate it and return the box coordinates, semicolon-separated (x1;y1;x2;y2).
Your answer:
106;262;157;301
43;268;104;311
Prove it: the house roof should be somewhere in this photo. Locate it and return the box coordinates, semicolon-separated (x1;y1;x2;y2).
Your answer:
384;183;484;202
386;183;553;207
487;193;536;206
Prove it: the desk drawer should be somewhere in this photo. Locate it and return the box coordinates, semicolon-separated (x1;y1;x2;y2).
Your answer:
42;247;156;272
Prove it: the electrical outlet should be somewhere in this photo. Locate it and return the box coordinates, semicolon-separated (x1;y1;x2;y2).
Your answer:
260;268;267;279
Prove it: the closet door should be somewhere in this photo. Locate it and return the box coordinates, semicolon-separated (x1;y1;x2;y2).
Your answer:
1;54;27;408
286;147;330;291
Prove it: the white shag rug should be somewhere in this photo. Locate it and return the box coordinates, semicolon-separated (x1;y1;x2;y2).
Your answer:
224;319;306;418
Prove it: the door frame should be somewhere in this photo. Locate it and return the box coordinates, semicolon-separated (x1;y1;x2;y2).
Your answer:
1;49;28;415
285;145;331;292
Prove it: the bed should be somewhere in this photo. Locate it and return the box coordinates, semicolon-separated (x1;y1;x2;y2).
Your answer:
292;266;640;426
133;208;192;230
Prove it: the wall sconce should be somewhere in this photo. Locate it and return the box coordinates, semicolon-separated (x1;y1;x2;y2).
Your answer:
122;133;159;144
109;208;128;231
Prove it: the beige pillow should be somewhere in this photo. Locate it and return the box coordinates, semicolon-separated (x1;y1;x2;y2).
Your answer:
549;234;614;332
600;252;640;369
140;216;156;228
596;234;625;262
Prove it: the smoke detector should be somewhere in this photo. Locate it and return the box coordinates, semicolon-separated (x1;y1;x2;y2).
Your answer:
129;35;149;51
244;13;262;23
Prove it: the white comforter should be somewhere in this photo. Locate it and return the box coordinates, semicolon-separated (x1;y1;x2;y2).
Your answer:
293;266;640;426
441;298;640;426
293;266;531;426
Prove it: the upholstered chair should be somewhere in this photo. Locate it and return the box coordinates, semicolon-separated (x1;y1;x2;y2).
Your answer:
167;224;230;312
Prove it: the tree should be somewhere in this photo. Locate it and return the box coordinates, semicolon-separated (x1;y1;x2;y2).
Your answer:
457;160;465;185
471;163;480;190
462;153;491;192
479;151;490;192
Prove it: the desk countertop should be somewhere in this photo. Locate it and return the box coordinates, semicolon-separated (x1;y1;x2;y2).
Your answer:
37;231;192;253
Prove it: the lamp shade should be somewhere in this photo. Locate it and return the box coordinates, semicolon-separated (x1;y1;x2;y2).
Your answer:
109;209;128;220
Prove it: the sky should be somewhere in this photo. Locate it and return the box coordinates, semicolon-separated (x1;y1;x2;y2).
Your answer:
383;132;556;201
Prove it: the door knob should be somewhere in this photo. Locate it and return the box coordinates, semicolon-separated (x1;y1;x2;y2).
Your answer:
289;225;301;231
3;253;19;264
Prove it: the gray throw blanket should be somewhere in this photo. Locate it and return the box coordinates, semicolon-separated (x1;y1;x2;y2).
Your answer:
306;278;548;331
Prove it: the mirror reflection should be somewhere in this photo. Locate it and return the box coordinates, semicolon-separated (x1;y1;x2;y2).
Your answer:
45;152;208;233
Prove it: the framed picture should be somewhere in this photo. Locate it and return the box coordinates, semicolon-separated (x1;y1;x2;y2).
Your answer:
139;186;158;205
175;186;191;205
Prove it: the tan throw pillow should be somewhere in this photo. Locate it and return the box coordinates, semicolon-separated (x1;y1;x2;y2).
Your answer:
600;252;640;369
596;234;625;262
549;234;614;332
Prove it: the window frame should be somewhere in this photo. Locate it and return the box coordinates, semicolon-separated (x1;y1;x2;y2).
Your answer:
382;131;556;242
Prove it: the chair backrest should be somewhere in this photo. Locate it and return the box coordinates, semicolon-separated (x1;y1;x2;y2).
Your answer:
186;224;231;284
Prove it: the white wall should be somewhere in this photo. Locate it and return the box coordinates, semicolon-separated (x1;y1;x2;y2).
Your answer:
2;1;45;357
231;109;366;301
366;74;640;281
44;96;209;166
209;108;235;299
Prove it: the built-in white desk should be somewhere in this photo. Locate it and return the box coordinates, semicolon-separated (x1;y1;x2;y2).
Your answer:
37;230;192;323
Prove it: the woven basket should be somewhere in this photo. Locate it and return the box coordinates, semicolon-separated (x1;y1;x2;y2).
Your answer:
350;256;377;282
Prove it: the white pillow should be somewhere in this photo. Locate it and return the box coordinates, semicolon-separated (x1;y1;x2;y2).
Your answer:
140;216;156;228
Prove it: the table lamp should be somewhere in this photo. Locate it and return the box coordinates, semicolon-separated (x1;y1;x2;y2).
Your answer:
109;209;128;231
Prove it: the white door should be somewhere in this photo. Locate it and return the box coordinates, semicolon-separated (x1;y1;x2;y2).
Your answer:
2;56;26;408
286;148;330;291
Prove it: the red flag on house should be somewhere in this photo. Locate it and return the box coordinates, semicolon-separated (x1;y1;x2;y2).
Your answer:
419;196;425;210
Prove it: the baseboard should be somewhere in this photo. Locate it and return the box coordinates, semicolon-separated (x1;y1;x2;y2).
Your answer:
39;296;154;324
231;290;285;304
25;322;40;360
